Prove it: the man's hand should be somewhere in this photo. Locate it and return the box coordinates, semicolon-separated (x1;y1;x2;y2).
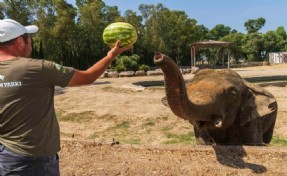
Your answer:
68;40;133;86
107;40;133;59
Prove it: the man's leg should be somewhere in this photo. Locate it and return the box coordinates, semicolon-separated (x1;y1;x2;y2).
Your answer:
0;144;59;176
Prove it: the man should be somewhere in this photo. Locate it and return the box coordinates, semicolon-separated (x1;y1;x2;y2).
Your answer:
0;19;131;175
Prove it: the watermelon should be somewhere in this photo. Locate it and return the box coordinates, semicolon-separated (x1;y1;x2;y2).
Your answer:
103;22;137;48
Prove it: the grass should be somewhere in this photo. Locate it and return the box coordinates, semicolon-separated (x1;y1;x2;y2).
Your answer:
160;116;169;121
143;121;156;127
163;132;195;144
88;133;100;140
119;138;141;144
98;114;116;120
56;111;95;122
57;111;287;147
108;121;130;130
161;133;287;146
60;131;74;138
106;121;142;144
57;110;116;122
270;135;287;146
161;126;173;132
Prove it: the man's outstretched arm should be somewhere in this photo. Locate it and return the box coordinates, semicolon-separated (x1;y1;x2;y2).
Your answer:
68;41;131;86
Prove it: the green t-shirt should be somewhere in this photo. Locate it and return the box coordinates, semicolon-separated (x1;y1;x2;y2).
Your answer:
0;57;74;157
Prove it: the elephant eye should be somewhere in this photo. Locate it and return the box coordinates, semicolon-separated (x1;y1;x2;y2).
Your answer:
227;87;239;102
230;90;237;96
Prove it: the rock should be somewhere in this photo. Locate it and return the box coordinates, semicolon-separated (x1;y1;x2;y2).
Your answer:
100;71;109;78
180;68;191;74
108;71;119;78
119;71;135;77
135;70;147;76
147;69;163;76
191;66;199;74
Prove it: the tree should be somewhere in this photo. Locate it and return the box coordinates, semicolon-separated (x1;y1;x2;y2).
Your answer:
206;24;235;40
275;26;287;51
192;24;209;41
262;31;285;58
0;2;6;19
3;0;32;25
51;0;78;66
2;1;286;68
221;32;245;62
102;5;123;22
76;0;112;69
139;3;205;65
123;10;145;63
242;33;264;61
276;26;287;41
244;17;266;33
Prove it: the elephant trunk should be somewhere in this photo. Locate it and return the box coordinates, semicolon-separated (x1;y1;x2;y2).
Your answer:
153;52;196;121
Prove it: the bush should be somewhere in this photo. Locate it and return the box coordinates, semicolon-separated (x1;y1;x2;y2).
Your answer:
139;64;150;72
113;54;141;72
114;64;126;72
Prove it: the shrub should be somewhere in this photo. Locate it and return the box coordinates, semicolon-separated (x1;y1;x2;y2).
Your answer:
113;54;140;72
139;64;150;72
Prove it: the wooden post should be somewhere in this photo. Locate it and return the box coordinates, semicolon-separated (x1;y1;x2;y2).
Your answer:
193;46;196;67
227;48;230;69
191;46;193;68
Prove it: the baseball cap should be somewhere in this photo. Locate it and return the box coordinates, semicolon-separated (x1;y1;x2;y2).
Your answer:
0;19;38;43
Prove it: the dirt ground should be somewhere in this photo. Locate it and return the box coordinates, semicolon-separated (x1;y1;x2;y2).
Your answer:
55;64;287;176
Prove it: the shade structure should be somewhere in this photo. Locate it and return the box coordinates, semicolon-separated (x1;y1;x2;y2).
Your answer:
190;40;232;68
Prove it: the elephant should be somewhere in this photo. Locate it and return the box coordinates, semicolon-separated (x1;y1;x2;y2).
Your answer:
153;52;277;146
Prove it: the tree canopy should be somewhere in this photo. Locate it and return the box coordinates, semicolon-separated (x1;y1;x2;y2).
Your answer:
1;0;286;69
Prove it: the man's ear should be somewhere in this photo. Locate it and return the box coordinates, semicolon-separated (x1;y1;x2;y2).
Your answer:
15;36;25;49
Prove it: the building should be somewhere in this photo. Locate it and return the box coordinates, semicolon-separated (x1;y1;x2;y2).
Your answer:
269;52;287;64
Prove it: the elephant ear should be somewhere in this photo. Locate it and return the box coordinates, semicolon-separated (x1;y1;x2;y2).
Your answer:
239;80;277;126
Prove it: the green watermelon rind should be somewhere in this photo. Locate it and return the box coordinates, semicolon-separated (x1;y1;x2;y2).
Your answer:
103;22;137;48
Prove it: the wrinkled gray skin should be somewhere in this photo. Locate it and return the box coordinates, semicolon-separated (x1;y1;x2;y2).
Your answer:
154;52;277;145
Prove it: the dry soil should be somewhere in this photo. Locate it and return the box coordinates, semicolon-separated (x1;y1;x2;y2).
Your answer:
55;64;287;176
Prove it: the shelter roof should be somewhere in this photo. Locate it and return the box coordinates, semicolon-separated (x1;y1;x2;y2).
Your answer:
190;40;232;48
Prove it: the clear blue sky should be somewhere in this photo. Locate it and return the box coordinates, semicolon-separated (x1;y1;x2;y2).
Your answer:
67;0;286;33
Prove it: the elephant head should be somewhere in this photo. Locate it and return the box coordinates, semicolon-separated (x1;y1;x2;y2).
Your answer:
154;52;277;145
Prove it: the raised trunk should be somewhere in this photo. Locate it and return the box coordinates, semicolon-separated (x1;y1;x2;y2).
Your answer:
153;52;196;121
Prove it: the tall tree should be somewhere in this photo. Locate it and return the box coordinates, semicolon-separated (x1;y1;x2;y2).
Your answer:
139;3;204;65
276;26;287;41
206;24;235;40
263;31;285;57
244;17;266;33
32;0;56;60
275;26;287;51
242;33;264;61
76;0;123;69
0;2;6;19
3;0;32;25
52;0;78;66
221;32;245;62
123;10;145;62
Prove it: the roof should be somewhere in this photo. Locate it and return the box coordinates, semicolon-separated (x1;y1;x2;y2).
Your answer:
190;40;232;48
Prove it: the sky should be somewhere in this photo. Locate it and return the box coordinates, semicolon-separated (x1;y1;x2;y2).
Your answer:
66;0;286;33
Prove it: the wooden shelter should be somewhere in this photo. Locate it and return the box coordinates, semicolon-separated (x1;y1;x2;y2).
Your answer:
190;40;232;68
